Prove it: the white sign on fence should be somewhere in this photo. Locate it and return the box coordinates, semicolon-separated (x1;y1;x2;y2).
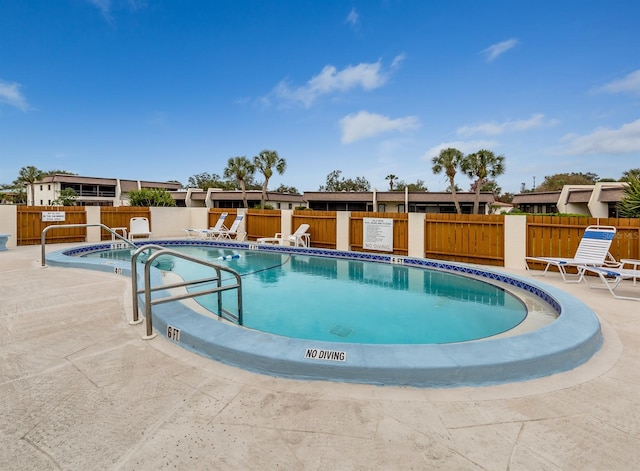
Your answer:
363;217;393;252
41;211;66;222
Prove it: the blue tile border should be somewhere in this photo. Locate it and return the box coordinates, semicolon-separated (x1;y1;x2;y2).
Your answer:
47;240;602;388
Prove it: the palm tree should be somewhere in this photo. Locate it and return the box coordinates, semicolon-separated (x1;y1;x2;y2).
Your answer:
621;168;640;182
223;156;255;208
432;148;464;214
385;174;397;190
253;150;286;209
618;175;640;217
14;166;44;206
461;149;505;214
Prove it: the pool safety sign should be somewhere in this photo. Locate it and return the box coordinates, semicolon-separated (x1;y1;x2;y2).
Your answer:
304;348;346;362
363;217;393;252
41;211;66;222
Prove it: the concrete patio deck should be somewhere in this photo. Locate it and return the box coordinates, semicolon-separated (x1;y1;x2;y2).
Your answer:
1;244;639;470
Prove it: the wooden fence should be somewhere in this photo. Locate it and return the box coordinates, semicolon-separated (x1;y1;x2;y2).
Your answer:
17;206;87;245
424;214;505;266
293;210;337;249
99;207;151;240
246;209;281;240
14;206;640;270
525;216;640;271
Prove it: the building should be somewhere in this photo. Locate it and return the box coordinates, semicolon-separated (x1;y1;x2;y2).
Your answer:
29;173;495;213
304;190;495;214
30;174;182;206
512;182;628;217
197;189;306;210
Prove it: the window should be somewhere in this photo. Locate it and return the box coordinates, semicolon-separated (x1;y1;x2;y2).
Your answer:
48;184;51;190
398;204;405;213
40;185;43;191
377;203;386;212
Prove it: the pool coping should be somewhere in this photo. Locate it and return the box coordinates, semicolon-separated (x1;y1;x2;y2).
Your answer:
46;240;603;388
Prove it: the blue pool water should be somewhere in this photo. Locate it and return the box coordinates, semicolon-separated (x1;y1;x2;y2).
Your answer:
88;246;528;344
54;241;601;386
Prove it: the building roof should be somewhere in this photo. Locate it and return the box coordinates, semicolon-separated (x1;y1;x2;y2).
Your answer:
303;191;494;203
512;191;561;204
405;191;493;203
37;174;181;191
599;187;627;203
303;192;374;202
39;174;118;185
139;180;182;190
566;189;593;203
208;190;305;203
119;180;139;192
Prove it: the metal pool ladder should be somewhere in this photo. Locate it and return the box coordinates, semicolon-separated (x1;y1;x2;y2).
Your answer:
131;245;243;340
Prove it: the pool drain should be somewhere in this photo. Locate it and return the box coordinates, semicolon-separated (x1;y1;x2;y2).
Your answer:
329;325;353;337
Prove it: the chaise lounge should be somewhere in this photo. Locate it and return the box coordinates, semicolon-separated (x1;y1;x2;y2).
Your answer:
257;223;310;247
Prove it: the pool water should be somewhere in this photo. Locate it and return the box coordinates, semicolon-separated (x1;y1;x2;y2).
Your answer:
88;246;528;344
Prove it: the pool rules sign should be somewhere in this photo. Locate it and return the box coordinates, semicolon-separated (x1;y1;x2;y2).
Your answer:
363;217;393;252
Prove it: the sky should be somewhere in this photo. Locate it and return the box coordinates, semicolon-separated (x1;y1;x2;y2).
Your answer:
1;0;639;194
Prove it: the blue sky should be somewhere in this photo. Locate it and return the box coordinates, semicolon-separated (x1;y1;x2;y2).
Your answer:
1;0;639;194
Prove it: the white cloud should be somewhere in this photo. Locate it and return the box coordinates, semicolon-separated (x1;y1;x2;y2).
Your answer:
87;0;112;22
86;0;146;23
457;113;556;136
0;80;30;111
346;8;359;27
340;111;420;144
481;38;518;62
562;119;640;155
597;69;640;95
390;53;406;70
266;55;403;107
422;140;499;160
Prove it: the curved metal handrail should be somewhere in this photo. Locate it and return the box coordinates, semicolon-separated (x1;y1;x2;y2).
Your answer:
130;246;243;340
41;223;136;267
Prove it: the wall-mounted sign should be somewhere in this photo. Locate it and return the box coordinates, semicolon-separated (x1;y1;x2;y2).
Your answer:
41;211;66;222
363;217;393;252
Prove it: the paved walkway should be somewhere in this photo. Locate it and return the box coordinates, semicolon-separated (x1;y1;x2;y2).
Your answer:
1;244;639;470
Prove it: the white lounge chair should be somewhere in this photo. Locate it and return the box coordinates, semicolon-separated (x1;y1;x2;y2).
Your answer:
212;215;246;241
128;217;152;241
182;228;209;240
183;213;228;240
208;212;229;232
257;223;310;247
525;225;619;283
578;266;640;301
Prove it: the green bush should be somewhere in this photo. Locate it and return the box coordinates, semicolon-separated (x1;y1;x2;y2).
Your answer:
128;188;176;207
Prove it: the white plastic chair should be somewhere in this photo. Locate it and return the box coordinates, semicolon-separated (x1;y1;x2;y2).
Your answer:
128;217;152;241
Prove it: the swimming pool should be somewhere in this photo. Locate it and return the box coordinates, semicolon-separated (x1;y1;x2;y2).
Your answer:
48;240;603;387
86;246;534;344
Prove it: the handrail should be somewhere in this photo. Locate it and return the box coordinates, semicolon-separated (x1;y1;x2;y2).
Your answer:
130;244;166;325
41;223;136;267
130;246;243;340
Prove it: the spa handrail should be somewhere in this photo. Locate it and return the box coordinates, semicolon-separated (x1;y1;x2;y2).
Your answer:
131;246;243;340
41;223;136;267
